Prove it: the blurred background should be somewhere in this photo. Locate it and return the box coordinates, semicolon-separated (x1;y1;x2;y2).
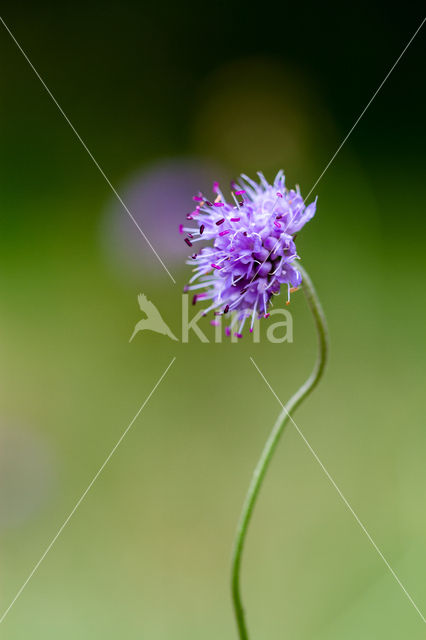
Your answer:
1;3;425;638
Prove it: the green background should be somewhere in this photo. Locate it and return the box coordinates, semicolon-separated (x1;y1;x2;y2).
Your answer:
1;3;425;638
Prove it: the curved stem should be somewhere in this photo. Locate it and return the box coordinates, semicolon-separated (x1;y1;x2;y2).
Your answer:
231;264;329;640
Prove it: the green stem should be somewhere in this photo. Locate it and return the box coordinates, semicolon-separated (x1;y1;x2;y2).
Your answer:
231;264;329;640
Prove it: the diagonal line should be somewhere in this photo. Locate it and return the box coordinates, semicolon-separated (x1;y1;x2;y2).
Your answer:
304;16;426;201
0;16;176;285
250;356;426;624
240;16;426;289
0;356;176;625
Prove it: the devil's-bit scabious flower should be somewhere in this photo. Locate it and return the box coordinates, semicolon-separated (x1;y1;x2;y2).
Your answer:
182;171;317;336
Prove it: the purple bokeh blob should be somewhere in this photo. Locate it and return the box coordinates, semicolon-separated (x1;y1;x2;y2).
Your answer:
101;158;227;280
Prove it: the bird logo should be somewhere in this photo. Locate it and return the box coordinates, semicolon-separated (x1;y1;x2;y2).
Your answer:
130;294;179;342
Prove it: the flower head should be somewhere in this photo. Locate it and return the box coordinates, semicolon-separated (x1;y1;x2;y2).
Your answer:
182;171;317;336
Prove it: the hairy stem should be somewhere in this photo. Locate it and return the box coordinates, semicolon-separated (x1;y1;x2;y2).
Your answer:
231;264;329;640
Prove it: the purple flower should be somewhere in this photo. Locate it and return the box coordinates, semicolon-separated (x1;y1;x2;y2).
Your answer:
182;171;317;336
100;158;225;281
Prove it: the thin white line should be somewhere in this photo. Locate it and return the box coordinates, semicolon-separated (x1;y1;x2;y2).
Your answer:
0;16;176;285
242;17;426;313
250;356;426;624
304;16;426;201
0;356;176;625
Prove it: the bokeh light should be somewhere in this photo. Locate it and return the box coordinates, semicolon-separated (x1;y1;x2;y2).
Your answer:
1;6;425;639
192;57;337;186
0;421;55;530
100;158;227;282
